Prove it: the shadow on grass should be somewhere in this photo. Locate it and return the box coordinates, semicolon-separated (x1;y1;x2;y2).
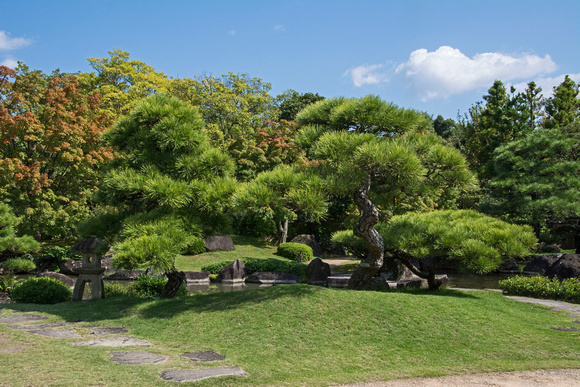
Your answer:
388;287;483;299
5;284;327;323
231;235;274;249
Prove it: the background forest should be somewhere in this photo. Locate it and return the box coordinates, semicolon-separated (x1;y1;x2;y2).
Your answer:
1;50;579;291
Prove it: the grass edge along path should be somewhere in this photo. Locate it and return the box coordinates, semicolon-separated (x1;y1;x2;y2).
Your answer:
1;286;580;386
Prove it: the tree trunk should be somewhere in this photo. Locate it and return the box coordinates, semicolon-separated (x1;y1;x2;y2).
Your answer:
348;176;384;290
161;270;186;299
277;218;289;245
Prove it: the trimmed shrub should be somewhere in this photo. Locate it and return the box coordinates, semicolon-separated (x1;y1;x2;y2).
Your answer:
104;282;138;298
499;275;580;303
10;277;72;304
201;258;307;281
184;236;206;255
277;242;313;261
2;258;36;273
128;273;187;298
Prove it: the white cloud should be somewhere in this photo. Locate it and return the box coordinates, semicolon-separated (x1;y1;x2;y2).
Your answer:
395;46;557;101
511;73;580;97
1;57;18;68
0;30;32;50
273;24;285;31
344;64;389;87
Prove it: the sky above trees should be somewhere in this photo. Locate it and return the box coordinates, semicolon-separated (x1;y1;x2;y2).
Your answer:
0;0;578;119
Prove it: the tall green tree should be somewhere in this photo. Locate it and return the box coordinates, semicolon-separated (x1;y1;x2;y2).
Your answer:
79;49;170;116
234;165;327;244
275;89;324;121
89;94;236;297
543;75;580;129
458;80;533;178
297;96;477;289
485;123;580;250
0;64;114;241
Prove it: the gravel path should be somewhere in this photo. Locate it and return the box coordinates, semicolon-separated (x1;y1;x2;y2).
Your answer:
338;368;580;386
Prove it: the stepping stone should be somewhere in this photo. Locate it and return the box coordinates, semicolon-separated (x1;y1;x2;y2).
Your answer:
73;336;151;347
110;351;168;365
160;367;247;382
551;327;580;332
181;350;226;362
90;327;128;336
7;322;76;330
0;314;48;324
572;320;580;324
27;328;82;339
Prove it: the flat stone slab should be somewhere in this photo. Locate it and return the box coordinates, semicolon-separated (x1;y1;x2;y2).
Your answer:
506;296;580;314
0;314;48;324
181;350;226;362
327;274;351;288
7;322;76;330
110;351;168;365
160;367;247;382
27;328;82;339
73;336;151;347
90;327;128;336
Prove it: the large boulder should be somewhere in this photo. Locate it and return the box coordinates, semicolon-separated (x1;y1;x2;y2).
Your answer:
183;271;210;284
38;272;74;288
59;259;82;275
306;258;331;286
545;253;580;280
216;259;247;283
245;272;300;284
290;234;323;257
204;236;235;252
523;254;562;274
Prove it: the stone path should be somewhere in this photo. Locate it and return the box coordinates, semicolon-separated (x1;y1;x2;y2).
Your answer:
0;308;247;383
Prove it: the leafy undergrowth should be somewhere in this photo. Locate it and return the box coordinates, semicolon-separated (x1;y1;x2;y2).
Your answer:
2;286;580;386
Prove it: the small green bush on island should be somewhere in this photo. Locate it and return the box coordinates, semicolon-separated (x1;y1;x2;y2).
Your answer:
10;277;72;304
499;275;580;303
277;242;313;261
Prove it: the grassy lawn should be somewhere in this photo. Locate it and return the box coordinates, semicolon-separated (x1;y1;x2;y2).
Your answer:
174;235;282;272
2;286;580;386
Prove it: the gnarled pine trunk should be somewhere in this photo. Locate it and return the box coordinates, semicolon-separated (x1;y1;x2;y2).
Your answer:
348;176;384;290
161;269;186;298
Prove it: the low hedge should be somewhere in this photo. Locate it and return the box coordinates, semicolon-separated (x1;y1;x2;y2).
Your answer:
277;243;313;261
201;258;307;280
10;277;72;304
499;275;580;303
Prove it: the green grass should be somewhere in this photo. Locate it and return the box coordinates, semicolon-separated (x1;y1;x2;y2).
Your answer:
2;286;580;386
174;235;286;272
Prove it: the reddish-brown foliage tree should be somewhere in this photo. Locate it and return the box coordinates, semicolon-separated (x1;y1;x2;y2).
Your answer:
0;65;114;240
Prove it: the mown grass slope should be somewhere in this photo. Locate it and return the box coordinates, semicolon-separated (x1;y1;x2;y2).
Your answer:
2;286;580;386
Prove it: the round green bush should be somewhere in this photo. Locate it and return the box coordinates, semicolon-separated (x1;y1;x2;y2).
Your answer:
10;277;72;304
277;242;313;261
2;258;36;273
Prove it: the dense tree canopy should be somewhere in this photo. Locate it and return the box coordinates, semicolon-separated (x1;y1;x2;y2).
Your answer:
0;65;114;240
79;49;170;116
88;94;236;297
378;210;537;289
298;96;477;289
485;123;580;249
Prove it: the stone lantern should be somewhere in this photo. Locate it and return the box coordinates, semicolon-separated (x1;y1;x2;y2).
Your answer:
71;237;109;301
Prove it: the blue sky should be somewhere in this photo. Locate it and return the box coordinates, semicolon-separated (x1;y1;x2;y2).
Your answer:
1;0;578;119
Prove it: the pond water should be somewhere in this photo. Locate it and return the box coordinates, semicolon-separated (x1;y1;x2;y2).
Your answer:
444;272;514;289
